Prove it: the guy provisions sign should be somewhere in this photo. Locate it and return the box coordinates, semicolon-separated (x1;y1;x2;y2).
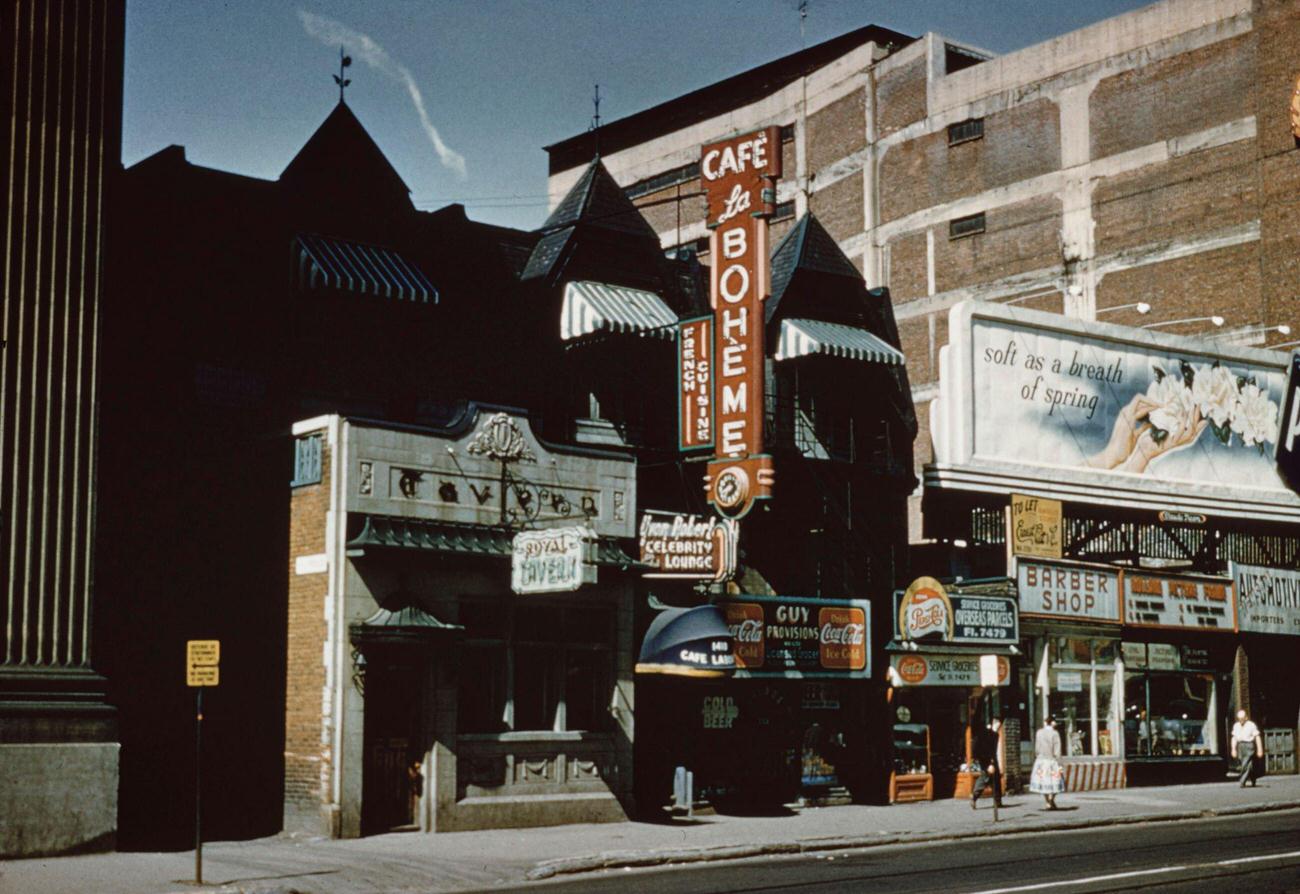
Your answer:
639;511;737;581
890;653;1010;687
1122;570;1233;630
928;301;1300;521
1017;559;1121;622
1230;562;1300;635
700;127;782;518
722;596;869;678
511;526;596;594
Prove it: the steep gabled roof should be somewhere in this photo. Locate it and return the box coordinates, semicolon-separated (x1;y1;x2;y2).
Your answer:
280;102;411;206
768;213;863;321
539;158;661;240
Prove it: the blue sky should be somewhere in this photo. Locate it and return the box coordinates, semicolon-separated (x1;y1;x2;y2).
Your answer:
124;0;1153;231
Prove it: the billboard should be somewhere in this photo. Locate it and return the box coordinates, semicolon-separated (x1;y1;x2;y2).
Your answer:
929;302;1300;521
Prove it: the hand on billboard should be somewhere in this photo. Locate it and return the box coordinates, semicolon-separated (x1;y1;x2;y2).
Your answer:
1117;406;1208;474
1083;394;1161;469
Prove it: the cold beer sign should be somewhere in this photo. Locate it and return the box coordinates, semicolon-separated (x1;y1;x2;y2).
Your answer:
698;127;782;518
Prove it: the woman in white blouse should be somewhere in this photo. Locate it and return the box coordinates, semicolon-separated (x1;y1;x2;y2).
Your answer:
1029;716;1065;809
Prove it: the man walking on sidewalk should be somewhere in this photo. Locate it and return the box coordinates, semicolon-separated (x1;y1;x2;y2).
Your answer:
1231;709;1262;787
971;716;1004;809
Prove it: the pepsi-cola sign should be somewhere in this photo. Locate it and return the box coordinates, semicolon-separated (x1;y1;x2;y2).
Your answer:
894;577;1018;645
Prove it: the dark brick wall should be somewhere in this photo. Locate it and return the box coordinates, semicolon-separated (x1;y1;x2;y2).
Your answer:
808;89;866;172
877;55;928;138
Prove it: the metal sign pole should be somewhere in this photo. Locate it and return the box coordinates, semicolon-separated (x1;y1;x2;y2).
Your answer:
195;685;203;885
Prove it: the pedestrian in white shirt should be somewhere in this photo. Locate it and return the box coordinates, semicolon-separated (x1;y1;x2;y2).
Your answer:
1231;709;1261;787
1029;717;1065;809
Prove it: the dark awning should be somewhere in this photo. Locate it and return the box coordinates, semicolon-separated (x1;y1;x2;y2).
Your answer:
293;233;438;304
636;605;735;678
349;604;463;647
346;514;639;569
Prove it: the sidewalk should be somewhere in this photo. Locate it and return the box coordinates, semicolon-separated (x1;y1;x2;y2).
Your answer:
4;776;1299;894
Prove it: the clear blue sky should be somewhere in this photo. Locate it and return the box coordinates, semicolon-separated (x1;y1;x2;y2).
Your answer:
124;0;1152;231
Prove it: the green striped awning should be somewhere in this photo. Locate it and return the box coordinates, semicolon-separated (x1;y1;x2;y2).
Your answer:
294;234;438;304
774;318;904;365
561;281;677;341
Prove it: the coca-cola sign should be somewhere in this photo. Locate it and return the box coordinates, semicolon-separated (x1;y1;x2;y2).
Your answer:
722;596;870;679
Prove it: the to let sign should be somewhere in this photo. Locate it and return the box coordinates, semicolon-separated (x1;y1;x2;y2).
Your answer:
1009;493;1062;559
186;639;219;687
701;127;781;518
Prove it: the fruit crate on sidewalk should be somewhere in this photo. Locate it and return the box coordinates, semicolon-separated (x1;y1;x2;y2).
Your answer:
1264;728;1296;775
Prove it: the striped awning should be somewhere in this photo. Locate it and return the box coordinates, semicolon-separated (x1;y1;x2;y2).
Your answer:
774;318;904;365
561;281;677;341
294;234;438;304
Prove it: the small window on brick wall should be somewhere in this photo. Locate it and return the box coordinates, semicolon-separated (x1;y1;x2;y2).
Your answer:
947;118;984;146
949;212;986;240
291;434;323;487
780;124;795;143
772;200;795;222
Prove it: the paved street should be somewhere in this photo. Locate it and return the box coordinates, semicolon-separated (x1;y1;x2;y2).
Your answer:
514;811;1300;894
1;777;1297;894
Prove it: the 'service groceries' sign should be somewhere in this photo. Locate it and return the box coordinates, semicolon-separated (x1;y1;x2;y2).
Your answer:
1017;560;1121;622
1231;562;1300;635
511;526;595;594
722;596;869;678
891;653;1010;687
639;510;737;581
678;317;713;451
701;127;781;518
1122;570;1233;630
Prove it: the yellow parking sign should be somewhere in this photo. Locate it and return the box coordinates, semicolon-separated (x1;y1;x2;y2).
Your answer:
187;639;220;687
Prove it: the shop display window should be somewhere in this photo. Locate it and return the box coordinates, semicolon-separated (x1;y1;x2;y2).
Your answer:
1042;636;1122;757
458;601;612;734
1124;671;1218;758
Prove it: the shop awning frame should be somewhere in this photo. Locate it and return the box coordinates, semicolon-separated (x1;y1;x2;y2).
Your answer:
346;513;641;569
561;280;677;341
774;317;904;365
636;604;736;678
293;233;438;304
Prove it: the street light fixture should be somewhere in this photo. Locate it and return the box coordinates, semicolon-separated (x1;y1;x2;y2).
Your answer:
1139;315;1225;330
1096;302;1151;316
1210;324;1291;341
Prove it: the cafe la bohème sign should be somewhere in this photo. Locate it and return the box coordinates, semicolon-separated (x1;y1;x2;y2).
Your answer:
687;127;782;518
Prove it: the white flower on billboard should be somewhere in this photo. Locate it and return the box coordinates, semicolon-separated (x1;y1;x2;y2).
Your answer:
1086;359;1277;475
1190;363;1237;427
1232;382;1278;448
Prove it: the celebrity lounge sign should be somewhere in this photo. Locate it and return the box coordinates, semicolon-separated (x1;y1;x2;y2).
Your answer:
639;510;737;581
723;596;869;679
699;127;781;518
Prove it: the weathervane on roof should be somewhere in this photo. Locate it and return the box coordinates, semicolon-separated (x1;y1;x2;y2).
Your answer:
589;84;601;157
333;46;353;104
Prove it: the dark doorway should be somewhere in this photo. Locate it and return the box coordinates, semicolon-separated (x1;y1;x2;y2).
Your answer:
360;651;424;835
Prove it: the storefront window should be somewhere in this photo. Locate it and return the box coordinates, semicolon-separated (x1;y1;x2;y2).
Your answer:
1124;671;1217;757
1043;636;1121;757
459;601;612;734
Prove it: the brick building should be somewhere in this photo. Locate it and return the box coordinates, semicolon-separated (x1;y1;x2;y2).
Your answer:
545;0;1300;542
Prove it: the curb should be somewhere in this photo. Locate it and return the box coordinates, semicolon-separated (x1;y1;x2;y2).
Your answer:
524;800;1300;881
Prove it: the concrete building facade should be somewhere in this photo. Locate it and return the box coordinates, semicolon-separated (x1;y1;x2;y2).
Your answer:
545;0;1300;540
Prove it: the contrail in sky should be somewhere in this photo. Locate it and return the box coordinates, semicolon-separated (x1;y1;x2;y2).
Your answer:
299;10;468;180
